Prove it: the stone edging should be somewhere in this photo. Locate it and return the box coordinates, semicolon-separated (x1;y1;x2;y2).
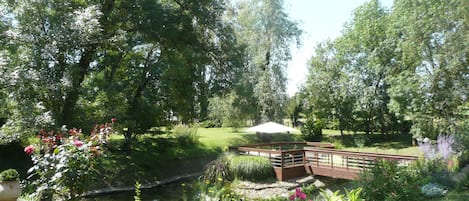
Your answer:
83;172;203;197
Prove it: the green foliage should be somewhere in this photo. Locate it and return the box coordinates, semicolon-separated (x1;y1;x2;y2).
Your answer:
0;0;247;147
299;184;317;196
285;93;304;127
208;92;245;129
24;124;112;200
229;155;275;181
319;189;345;201
454;166;469;191
172;124;200;146
301;116;324;141
353;135;368;148
356;160;422;201
195;178;244;201
0;169;19;181
134;181;142;201
345;187;363;201
233;0;302;123
302;0;468;138
203;154;235;183
331;140;344;150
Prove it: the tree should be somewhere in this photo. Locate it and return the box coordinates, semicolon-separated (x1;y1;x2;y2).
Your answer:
0;1;108;142
304;41;355;136
339;0;403;135
285;92;304;127
232;0;302;123
0;0;246;148
388;0;468;138
208;92;244;129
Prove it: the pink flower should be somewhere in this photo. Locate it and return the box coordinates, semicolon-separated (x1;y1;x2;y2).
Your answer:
299;192;307;199
74;140;84;147
24;145;35;155
111;118;117;123
289;194;296;200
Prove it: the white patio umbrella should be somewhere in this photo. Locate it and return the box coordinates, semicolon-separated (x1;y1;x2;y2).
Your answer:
246;121;298;133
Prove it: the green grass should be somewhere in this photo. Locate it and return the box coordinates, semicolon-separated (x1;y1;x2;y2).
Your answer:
230;155;275;181
197;127;300;148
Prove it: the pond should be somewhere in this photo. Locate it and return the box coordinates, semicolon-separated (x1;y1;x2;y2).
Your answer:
83;178;196;201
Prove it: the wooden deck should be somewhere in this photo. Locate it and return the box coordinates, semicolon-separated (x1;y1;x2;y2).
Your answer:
232;142;419;181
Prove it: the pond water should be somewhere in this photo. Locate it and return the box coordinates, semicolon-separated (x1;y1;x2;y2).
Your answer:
83;178;196;201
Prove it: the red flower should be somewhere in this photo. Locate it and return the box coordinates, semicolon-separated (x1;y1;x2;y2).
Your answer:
289;194;296;200
73;140;84;147
111;118;117;123
24;145;35;155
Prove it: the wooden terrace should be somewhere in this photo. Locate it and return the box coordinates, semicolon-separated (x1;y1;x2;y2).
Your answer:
231;142;419;181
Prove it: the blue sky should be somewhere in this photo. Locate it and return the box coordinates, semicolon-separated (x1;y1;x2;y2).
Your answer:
285;0;393;96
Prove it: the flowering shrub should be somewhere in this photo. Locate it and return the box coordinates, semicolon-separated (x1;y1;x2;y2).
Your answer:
418;134;456;161
421;183;447;197
289;188;308;200
437;135;454;160
24;121;114;200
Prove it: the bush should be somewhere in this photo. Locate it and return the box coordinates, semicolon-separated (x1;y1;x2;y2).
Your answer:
455;165;469;191
301;117;324;141
229;155;275;181
24;123;113;200
331;140;343;150
173;124;199;146
430;170;455;189
203;154;235;183
356;160;422;201
353;135;368;148
0;169;19;181
421;183;447;197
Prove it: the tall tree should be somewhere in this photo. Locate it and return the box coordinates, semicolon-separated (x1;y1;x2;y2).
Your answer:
0;0;245;146
233;0;302;123
339;0;403;135
0;1;108;140
304;40;355;135
388;0;469;138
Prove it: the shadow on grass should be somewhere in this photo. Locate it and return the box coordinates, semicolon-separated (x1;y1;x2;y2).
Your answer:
227;133;300;146
95;136;219;188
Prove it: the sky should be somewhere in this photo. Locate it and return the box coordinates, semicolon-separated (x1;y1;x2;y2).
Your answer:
285;0;393;96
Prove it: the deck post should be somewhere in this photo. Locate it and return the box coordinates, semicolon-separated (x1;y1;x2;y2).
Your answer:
281;152;284;168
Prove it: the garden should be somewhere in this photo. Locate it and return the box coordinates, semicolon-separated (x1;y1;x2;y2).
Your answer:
0;0;468;200
1;123;468;201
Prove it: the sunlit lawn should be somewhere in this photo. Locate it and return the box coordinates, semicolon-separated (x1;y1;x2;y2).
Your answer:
198;127;303;148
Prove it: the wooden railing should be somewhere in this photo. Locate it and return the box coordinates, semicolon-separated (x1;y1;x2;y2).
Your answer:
304;147;418;180
231;142;419;180
237;142;307;168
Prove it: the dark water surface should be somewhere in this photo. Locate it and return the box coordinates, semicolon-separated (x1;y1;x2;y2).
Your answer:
83;156;217;201
83;179;195;201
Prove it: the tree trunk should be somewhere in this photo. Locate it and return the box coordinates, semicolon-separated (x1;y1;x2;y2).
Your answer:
60;46;97;125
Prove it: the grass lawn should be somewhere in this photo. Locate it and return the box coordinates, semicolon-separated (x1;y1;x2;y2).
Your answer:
197;127;301;148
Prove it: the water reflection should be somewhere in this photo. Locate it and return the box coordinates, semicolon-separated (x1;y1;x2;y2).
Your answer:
83;179;195;201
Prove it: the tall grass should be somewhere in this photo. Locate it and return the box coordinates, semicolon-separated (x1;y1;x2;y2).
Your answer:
173;124;199;146
229;155;275;181
203;153;235;183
